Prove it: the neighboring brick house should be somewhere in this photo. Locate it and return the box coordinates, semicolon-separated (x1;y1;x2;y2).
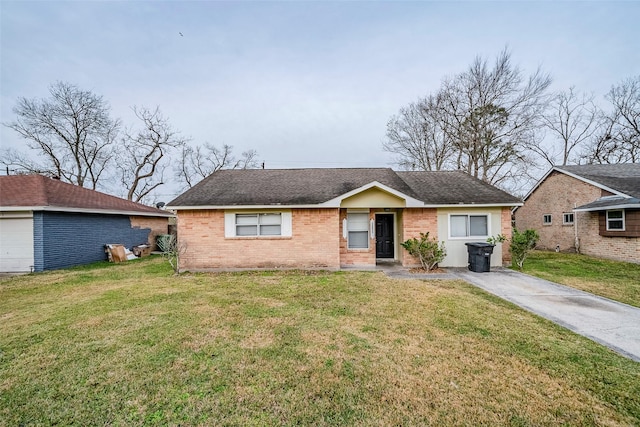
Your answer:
0;175;173;272
514;164;640;264
167;168;521;271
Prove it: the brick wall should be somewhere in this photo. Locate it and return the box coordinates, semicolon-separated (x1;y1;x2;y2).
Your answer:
500;207;513;265
577;211;640;264
177;209;341;271
400;208;438;267
515;171;639;264
130;216;170;250
177;206;526;270
514;171;601;251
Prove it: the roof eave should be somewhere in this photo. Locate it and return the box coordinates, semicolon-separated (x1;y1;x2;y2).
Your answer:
574;203;640;212
522;166;632;203
521;167;555;202
0;206;48;212
168;202;523;211
319;181;425;207
0;205;174;217
552;167;629;197
424;202;523;208
167;204;324;210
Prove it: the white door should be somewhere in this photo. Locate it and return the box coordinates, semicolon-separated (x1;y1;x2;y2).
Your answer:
0;214;34;272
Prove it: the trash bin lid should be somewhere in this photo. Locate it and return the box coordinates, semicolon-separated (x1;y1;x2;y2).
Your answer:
464;242;495;247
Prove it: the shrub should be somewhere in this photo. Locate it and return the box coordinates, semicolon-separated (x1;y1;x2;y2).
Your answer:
488;229;539;270
161;234;187;274
401;232;446;271
510;228;539;270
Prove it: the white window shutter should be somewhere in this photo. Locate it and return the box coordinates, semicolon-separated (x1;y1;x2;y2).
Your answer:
281;212;292;237
224;212;235;237
342;218;347;239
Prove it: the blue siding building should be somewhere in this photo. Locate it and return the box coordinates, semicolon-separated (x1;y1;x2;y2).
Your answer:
1;175;173;272
33;212;154;271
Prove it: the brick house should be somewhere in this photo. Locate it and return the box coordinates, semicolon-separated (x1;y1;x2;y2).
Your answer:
167;168;521;271
0;175;173;272
514;164;640;264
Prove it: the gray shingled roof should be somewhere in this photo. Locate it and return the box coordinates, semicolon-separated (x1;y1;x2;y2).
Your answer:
556;164;640;199
575;196;640;211
168;168;521;207
397;171;521;204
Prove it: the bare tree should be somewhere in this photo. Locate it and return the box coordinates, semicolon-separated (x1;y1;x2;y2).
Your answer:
609;75;640;161
384;50;551;190
383;94;456;171
1;148;50;176
438;49;552;187
584;119;625;164
535;87;600;166
3;81;120;188
117;106;188;202
584;76;639;164
175;143;259;189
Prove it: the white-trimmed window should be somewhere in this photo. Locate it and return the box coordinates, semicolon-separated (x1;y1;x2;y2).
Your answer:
543;214;552;225
236;213;281;236
563;213;574;225
606;210;625;231
225;212;292;237
450;214;489;238
347;212;369;249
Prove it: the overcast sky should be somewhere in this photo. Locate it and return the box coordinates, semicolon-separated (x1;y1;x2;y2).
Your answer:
1;1;639;199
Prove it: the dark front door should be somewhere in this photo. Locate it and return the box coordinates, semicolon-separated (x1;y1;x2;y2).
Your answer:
376;214;394;258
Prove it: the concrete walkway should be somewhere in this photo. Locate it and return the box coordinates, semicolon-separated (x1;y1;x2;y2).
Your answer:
448;268;640;362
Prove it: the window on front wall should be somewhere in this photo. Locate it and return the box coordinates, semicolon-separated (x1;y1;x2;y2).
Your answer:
450;214;488;238
543;214;552;225
563;213;574;225
606;210;625;231
347;212;369;249
224;212;292;238
234;213;282;236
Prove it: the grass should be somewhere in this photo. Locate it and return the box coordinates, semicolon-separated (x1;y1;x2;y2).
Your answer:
520;250;640;308
1;257;639;426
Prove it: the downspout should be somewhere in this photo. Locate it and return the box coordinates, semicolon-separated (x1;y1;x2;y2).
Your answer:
574;202;580;254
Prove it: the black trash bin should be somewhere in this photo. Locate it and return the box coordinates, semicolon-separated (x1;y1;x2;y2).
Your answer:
465;242;495;273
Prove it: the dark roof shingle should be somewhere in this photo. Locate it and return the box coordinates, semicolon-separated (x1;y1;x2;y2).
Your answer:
168;168;521;207
575;196;640;211
0;175;170;216
397;171;522;204
556;164;640;198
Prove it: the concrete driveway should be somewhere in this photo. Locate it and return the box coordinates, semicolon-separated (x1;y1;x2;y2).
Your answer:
451;268;640;362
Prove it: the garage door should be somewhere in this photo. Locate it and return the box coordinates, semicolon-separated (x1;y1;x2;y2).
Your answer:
0;214;34;272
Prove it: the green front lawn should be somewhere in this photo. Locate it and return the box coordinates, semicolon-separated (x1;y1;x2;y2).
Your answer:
1;257;639;426
520;250;640;307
